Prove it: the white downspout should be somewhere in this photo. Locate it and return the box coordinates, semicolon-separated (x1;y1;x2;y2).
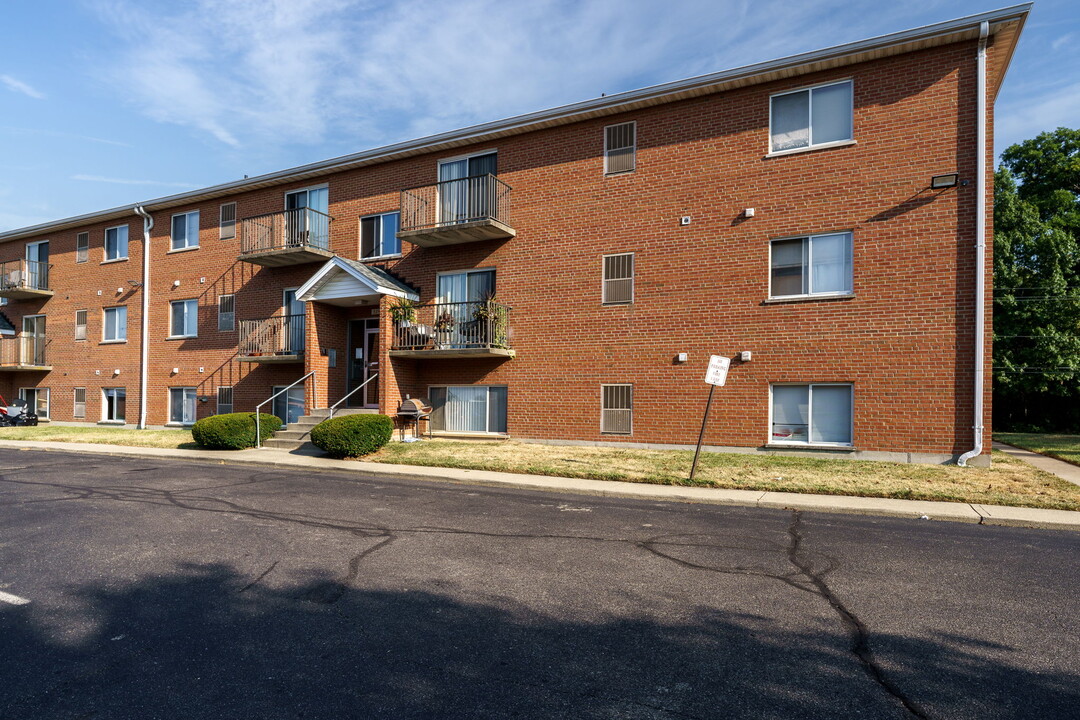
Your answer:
958;21;989;467
133;206;153;430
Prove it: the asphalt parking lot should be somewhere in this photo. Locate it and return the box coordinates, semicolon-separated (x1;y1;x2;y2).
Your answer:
1;449;1078;719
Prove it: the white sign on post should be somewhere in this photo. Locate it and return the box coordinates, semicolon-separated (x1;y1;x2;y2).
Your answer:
704;355;731;386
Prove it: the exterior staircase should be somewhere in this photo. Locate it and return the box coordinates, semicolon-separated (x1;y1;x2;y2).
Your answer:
262;407;378;452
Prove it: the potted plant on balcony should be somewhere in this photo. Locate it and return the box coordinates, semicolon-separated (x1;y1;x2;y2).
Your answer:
388;297;417;328
471;293;508;348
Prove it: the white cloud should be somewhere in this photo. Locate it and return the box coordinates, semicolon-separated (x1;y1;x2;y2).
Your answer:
997;81;1080;152
0;74;45;100
1051;33;1074;52
71;174;201;188
86;0;962;150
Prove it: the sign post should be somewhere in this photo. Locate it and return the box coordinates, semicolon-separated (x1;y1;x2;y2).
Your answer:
690;355;730;482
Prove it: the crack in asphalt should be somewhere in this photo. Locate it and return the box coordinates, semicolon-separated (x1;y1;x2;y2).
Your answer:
640;511;927;719
237;560;279;594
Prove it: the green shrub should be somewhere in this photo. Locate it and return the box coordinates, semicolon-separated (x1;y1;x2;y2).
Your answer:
310;413;394;458
192;412;282;450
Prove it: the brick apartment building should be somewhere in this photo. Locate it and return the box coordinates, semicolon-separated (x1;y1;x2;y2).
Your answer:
0;6;1029;465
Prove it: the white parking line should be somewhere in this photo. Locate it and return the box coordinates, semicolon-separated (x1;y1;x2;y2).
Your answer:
0;590;30;605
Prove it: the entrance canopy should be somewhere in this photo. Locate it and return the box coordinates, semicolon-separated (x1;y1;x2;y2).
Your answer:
295;256;418;307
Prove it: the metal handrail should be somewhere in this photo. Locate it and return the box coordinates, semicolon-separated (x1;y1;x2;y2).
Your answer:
327;373;378;419
254;371;317;449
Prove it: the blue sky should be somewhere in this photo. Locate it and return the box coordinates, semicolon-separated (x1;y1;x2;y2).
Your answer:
1;1;1077;232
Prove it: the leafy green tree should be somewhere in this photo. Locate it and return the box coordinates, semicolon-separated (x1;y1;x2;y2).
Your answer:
994;128;1080;431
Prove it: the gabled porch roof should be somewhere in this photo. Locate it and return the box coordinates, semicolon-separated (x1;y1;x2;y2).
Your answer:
296;256;419;306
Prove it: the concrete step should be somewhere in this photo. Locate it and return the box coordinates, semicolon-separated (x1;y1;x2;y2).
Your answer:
306;408;379;418
274;428;313;441
262;437;314;451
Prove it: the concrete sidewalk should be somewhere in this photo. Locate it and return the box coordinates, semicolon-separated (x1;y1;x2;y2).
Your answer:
2;439;1079;532
992;441;1080;487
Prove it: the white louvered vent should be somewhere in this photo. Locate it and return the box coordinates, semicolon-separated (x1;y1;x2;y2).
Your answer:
604;122;636;174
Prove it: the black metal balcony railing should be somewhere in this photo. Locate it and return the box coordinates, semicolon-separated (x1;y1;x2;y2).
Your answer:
239;315;305;357
239;208;332;256
0;336;50;367
392;301;511;352
400;174;512;233
0;259;51;293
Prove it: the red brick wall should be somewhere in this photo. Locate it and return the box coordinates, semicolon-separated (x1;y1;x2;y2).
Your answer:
0;38;994;458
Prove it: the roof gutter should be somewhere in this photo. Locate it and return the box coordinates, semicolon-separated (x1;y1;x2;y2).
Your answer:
957;20;990;467
133;206;153;430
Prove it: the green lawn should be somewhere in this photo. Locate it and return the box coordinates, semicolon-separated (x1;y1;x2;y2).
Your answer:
995;433;1080;468
0;425;196;449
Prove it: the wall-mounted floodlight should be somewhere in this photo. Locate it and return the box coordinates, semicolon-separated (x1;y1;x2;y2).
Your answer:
931;173;959;189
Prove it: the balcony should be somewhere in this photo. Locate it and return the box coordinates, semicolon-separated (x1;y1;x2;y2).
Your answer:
0;336;51;371
238;208;335;267
398;174;515;248
0;260;53;300
238;314;305;363
389;301;515;359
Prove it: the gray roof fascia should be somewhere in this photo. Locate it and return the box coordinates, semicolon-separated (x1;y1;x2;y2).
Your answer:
0;4;1031;243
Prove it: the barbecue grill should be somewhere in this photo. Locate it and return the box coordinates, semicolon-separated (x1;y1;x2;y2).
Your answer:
396;397;433;440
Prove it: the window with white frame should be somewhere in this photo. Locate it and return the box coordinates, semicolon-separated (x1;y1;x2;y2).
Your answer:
770;80;853;153
601;384;632;435
219;203;236;240
771;384;852;445
73;387;86;418
218;294;235;332
770;232;852;298
216;386;233;415
170;299;198;338
75;309;87;340
20;388;49;419
169;387;197;424
428;386;507;434
171;210;200;250
103;306;127;342
602;253;634;305
104;225;128;261
604;122;636;174
103;387;125;422
76;232;89;263
360;211;401;259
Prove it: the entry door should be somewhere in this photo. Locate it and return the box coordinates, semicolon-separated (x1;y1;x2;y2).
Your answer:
347;320;379;408
26;241;48;290
272;385;305;425
285;187;329;247
436;269;495;347
283;289;305;354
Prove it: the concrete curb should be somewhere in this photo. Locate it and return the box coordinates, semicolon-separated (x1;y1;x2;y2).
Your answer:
3;439;1079;532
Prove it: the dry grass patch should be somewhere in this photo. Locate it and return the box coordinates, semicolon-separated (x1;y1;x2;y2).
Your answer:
370;440;1080;511
0;425;196;449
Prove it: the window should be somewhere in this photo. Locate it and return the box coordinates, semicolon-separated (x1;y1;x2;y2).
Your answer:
604;122;636;174
428;386;507;434
22;315;46;365
771;384;852;445
73;388;86;419
103;306;127;342
76;232;89;263
601;384;633;435
602;253;634;305
103;388;126;422
770;232;852;298
170;299;198;338
360;212;401;259
216;386;233;415
19;388;49;419
218;294;235;332
104;225;128;261
75;309;87;340
169;387;197;424
171;210;200;250
770;80;853;153
219;203;236;240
